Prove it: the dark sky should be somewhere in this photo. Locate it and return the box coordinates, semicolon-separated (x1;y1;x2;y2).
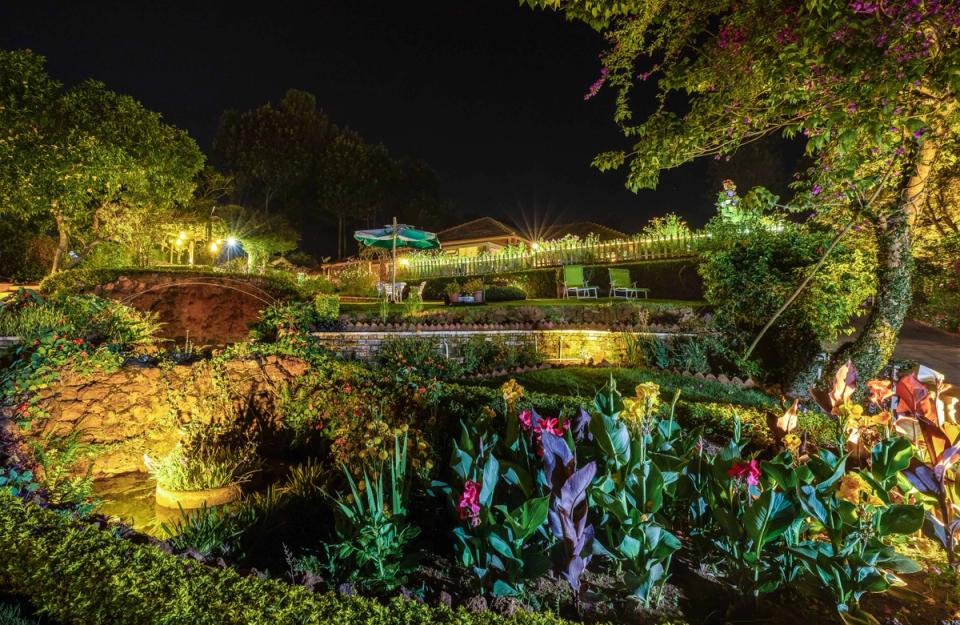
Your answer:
1;1;755;242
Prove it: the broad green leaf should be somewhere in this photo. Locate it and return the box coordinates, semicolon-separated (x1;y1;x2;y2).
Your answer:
876;504;923;536
744;490;796;548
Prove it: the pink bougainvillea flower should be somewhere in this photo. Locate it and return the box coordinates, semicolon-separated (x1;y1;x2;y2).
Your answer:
728;459;761;486
458;480;481;526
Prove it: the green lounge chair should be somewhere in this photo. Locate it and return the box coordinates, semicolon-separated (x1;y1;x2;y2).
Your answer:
609;268;649;299
562;265;598;299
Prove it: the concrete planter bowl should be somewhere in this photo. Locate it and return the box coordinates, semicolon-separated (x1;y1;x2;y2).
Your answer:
155;483;242;509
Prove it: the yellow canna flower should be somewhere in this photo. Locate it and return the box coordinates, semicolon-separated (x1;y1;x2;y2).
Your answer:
836;473;883;506
501;379;525;404
783;433;801;455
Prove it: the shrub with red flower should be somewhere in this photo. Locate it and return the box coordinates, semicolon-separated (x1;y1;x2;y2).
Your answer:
728;459;761;486
458;479;481;526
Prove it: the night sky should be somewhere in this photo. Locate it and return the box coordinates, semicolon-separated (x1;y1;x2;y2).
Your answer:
1;1;787;244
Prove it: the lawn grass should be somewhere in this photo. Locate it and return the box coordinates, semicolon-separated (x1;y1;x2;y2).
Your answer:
339;297;704;314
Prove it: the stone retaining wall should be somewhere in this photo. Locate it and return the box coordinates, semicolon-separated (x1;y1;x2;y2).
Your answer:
312;329;687;365
3;355;308;478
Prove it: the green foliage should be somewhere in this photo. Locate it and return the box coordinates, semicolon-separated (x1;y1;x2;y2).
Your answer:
0;49;204;273
699;216;876;387
0;490;587;625
320;433;420;593
145;425;258;491
402;289;423;317
335;263;379;297
483;285;527;302
378;336;543;380
160;503;245;559
379;337;459;379
641;213;691;240
30;430;96;512
0;466;40;499
314;293;341;323
38;265;311;300
459;336;543;376
0;291;159;348
0;603;38;625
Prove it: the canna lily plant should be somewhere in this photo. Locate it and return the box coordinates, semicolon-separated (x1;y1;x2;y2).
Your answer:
587;378;685;606
438;403;553;597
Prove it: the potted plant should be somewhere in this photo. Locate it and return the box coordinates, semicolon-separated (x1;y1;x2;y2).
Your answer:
145;427;258;509
444;280;462;304
462;278;484;304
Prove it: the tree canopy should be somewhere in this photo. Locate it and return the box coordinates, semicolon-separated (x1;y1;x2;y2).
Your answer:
527;0;960;379
0;49;205;272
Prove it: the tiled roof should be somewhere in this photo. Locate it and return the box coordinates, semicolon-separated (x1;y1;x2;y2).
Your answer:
436;217;522;243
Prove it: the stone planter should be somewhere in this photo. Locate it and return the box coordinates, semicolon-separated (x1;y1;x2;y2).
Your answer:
155;483;241;509
447;293;460;304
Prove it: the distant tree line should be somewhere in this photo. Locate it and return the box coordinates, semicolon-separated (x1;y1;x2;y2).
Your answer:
0;49;455;280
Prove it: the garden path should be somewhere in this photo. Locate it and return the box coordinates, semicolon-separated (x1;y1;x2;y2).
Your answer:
834;318;960;381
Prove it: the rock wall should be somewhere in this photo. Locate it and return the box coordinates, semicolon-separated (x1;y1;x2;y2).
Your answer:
93;273;278;344
9;355;308;478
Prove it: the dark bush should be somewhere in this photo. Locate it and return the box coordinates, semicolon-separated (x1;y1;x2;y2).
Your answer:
483;285;527;302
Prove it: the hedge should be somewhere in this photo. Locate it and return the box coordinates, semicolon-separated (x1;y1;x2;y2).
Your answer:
440;378;834;449
422;259;703;301
0;492;598;625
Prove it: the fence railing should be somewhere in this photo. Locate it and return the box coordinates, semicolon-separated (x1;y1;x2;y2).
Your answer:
396;232;714;280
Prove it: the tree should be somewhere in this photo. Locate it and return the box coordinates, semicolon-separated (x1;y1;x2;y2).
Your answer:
316;129;396;258
215;89;335;217
641;212;691;239
0;49;204;273
526;1;960;379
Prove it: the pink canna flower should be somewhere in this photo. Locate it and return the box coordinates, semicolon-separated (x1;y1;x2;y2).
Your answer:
518;409;533;431
458;480;481;526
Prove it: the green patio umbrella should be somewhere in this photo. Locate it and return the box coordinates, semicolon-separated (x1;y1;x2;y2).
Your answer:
354;217;440;298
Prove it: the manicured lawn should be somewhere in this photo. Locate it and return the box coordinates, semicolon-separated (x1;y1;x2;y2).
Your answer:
339;297;704;314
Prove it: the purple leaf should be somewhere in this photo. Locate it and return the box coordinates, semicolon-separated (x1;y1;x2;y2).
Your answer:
559;462;596;511
571;407;593;442
903;463;939;496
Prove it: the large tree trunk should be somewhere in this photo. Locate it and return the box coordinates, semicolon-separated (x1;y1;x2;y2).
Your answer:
836;138;938;380
50;213;68;274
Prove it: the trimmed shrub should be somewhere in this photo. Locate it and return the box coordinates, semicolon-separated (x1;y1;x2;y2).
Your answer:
0;492;590;625
483;285;526;302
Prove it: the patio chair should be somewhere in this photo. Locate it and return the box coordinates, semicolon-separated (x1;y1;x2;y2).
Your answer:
562;265;598;299
608;268;649;299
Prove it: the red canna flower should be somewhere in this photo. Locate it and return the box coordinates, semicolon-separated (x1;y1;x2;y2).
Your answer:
728;459;761;486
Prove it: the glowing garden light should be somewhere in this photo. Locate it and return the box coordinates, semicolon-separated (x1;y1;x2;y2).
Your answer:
226;237;238;247
209;241;218;252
